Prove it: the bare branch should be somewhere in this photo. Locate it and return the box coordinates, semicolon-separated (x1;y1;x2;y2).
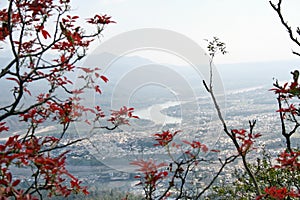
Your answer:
270;0;300;56
197;155;238;198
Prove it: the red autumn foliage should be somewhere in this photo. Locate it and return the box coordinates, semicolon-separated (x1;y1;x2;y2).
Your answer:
153;130;181;147
0;122;9;132
275;150;300;171
0;0;126;199
108;106;139;126
0;135;89;198
182;140;208;152
256;186;300;200
231;129;262;155
130;159;168;189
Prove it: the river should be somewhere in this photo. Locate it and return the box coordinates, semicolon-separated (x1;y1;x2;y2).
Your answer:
134;101;182;125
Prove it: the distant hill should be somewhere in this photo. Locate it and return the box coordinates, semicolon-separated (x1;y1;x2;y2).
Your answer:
1;53;299;132
218;59;300;90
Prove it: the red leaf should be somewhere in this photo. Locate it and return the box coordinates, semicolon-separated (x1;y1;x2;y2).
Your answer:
72;89;84;94
0;122;9;132
132;115;139;119
254;133;262;138
79;67;93;73
6;172;12;183
6;77;20;84
0;180;8;186
94;85;102;94
60;54;67;62
24;87;32;96
6;136;17;146
82;188;89;195
41;29;51;39
84;119;91;125
12;179;21;187
100;75;109;83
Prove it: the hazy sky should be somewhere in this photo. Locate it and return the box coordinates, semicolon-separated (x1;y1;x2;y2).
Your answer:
0;1;299;64
69;0;300;64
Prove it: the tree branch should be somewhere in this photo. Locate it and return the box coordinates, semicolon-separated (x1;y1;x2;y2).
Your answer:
270;0;300;56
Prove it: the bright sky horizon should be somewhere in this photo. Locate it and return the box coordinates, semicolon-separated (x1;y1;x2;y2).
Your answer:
71;0;300;64
0;0;299;64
